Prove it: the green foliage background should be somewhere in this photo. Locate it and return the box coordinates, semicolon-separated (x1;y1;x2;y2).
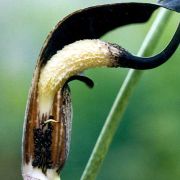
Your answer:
0;0;179;179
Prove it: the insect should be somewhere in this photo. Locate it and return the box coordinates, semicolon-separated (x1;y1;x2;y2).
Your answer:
22;1;179;180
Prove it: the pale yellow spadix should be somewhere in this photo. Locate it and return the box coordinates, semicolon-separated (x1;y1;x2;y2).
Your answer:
38;39;121;117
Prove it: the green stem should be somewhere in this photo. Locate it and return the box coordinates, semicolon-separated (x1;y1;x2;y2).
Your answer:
80;8;172;180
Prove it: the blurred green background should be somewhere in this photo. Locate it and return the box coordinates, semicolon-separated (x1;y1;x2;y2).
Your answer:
0;0;180;179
